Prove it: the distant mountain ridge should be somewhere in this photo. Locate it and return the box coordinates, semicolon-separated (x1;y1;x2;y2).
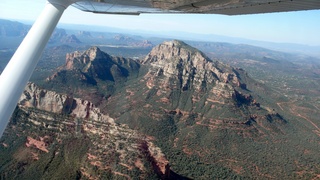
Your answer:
0;19;30;37
0;19;81;46
2;18;320;57
113;35;154;48
57;22;320;57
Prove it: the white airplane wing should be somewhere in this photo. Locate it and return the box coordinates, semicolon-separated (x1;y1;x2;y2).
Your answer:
72;0;320;15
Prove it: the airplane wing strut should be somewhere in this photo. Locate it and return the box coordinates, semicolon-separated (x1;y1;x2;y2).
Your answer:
0;0;74;137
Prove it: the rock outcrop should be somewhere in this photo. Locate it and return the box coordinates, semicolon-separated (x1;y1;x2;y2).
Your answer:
47;46;140;83
19;82;111;122
142;40;249;103
48;28;81;44
113;35;154;48
44;46;141;105
77;31;92;37
62;34;81;44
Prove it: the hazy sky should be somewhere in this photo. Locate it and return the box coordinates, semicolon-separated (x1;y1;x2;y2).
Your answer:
1;0;320;45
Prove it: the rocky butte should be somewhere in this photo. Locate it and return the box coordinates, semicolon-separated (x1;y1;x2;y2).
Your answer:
109;40;279;127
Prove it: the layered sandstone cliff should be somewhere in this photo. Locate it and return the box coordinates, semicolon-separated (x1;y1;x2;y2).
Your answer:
13;82;171;179
142;40;250;104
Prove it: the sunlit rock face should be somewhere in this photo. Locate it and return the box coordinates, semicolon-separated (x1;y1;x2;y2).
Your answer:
19;82;111;122
47;46;140;83
142;40;247;103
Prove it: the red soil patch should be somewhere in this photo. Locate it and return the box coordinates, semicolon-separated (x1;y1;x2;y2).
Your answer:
25;136;49;153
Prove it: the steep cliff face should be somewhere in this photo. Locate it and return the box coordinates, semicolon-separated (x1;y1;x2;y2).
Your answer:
19;83;111;121
44;46;140;104
142;40;248;103
49;46;124;82
143;40;240;85
46;46;139;90
1;83;170;179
